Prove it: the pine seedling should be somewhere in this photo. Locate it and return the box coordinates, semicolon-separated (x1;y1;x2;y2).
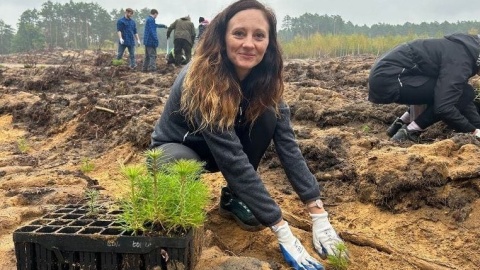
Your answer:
162;159;208;234
327;242;349;270
144;149;168;225
84;188;100;216
118;151;209;236
119;164;148;233
145;148;164;175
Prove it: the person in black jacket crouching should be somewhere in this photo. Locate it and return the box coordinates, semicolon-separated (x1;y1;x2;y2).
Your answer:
368;33;480;142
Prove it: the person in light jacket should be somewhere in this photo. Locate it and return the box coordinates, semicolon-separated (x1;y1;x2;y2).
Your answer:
151;1;346;269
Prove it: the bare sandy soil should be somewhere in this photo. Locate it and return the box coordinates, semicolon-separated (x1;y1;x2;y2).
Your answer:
1;49;479;270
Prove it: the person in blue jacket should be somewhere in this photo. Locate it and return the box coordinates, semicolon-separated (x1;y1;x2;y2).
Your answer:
116;8;141;69
150;1;346;269
142;9;167;72
369;33;480;142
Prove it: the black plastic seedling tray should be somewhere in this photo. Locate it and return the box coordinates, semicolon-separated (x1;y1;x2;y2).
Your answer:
13;204;196;270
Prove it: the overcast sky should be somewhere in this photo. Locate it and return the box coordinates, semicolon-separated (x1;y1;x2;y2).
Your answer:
2;0;480;30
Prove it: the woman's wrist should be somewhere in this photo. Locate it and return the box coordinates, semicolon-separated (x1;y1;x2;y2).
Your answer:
306;199;326;214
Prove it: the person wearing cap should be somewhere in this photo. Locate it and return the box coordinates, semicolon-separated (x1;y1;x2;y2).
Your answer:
368;33;480;142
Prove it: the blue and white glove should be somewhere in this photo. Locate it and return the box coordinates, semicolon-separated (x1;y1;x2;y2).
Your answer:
119;38;124;44
272;221;324;270
311;212;347;259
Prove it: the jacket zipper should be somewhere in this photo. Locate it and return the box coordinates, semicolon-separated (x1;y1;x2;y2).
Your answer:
182;131;189;142
238;106;243;124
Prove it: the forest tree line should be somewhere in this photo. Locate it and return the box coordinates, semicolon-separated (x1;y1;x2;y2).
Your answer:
278;13;480;40
0;1;479;57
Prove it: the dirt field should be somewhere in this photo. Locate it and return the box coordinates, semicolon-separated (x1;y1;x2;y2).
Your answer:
1;49;479;270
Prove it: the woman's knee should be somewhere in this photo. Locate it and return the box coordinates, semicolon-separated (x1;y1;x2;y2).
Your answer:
153;143;202;164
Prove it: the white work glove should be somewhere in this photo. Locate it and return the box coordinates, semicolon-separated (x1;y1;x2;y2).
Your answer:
119;38;124;44
311;212;347;259
272;221;324;270
137;39;141;46
473;129;480;139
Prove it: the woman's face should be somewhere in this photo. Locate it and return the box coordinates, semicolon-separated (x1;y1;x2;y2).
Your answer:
225;9;269;81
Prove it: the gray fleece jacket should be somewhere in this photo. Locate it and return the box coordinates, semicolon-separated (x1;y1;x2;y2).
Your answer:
150;65;321;227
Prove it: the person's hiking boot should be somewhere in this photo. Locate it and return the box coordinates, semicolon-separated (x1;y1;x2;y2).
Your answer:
219;187;265;231
386;117;405;137
391;126;422;143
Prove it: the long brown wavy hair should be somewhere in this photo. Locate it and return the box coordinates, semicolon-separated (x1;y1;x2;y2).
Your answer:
182;0;284;131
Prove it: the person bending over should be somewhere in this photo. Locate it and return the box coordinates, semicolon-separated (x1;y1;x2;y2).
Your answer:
369;33;480;142
150;0;346;269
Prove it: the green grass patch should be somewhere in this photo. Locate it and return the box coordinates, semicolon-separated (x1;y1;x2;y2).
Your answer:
361;124;371;133
17;138;30;153
80;157;95;173
111;59;125;66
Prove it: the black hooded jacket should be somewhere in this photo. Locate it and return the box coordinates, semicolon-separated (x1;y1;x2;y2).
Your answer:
369;33;480;132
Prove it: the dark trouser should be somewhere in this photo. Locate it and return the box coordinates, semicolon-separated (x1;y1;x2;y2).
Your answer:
395;76;438;129
396;76;478;129
173;38;192;66
142;46;157;71
153;108;277;172
117;44;135;68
